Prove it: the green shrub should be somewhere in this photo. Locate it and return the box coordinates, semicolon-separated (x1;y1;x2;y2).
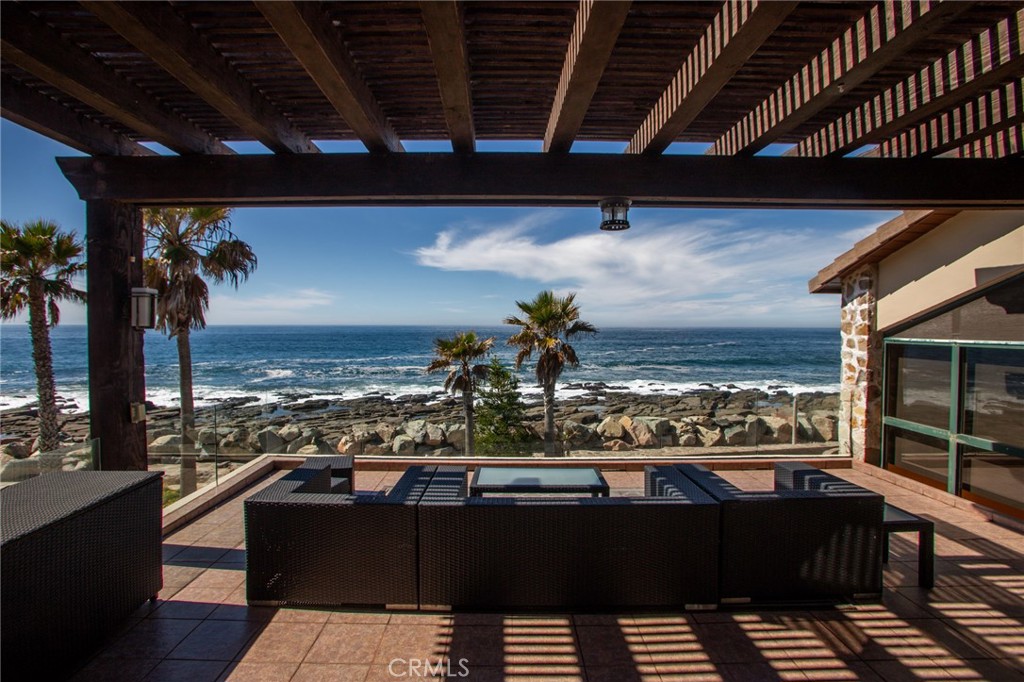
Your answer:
475;358;535;456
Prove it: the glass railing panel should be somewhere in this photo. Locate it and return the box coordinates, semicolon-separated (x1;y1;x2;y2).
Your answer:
0;438;98;485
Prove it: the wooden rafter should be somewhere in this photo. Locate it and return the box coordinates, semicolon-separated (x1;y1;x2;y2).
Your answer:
258;1;404;153
82;1;318;155
877;79;1024;158
0;3;230;155
420;1;475;153
56;153;1024;209
951;122;1023;157
543;0;631;153
625;0;796;155
790;8;1024;157
1;76;155;157
708;0;973;157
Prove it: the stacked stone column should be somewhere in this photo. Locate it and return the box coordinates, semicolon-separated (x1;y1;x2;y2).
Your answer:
839;264;882;464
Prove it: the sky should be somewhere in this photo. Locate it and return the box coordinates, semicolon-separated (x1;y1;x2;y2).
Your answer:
0;119;897;328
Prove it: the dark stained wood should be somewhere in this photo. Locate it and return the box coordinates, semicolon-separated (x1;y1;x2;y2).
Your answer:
0;3;231;155
0;76;155;156
420;1;476;153
953;122;1023;158
708;1;974;156
626;0;798;155
57;153;1024;209
791;8;1024;157
257;1;404;153
543;0;631;153
86;200;148;471
83;1;318;154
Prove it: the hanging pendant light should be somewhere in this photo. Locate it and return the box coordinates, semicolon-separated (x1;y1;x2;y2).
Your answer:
599;198;631;231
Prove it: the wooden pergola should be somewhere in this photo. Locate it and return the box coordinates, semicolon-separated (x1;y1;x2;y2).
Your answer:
2;1;1022;469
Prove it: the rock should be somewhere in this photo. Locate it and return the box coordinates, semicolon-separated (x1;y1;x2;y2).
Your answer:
810;412;838;442
312;438;336;455
697;425;725;447
350;424;378;445
796;416;815;441
221;427;250;446
678;432;698;447
295;444;321;455
404;419;428;444
434;446;457;456
414;445;435;456
562;420;595;447
375;422;397;443
762;416;792;444
628;419;658;448
196;427;225;446
286;435;314;454
602;439;632;452
278;423;303;442
723;425;747;446
596;416;625;439
149;434;183;454
0;442;30;460
363;443;391;455
392;434;416;455
743;416;769;446
1;457;40;482
336;436;361;455
424;423;446;447
256;427;285;454
446;425;466;451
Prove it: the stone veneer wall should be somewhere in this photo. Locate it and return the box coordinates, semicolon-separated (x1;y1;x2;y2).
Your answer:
839;264;883;464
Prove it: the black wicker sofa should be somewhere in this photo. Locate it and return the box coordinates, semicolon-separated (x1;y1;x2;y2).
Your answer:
1;471;164;680
417;465;720;610
675;463;885;603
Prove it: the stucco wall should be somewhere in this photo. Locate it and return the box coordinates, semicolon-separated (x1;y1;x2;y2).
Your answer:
877;211;1024;331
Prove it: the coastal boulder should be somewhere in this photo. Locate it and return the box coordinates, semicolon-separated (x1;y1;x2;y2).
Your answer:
446;424;466;452
336;436;361;456
392;435;416;455
375;422;397;443
561;420;595;448
350;424;378;446
697;426;725;447
286;435;314;454
149;434;183;454
0;442;30;460
627;419;658;448
363;443;390;455
424;423;446;447
404;420;428;444
743;416;769;446
295;444;321;455
763;416;793;444
810;412;838;442
678;432;699;447
723;424;747;446
596;416;625;440
602;439;632;452
1;457;40;482
278;423;303;442
255;427;285;454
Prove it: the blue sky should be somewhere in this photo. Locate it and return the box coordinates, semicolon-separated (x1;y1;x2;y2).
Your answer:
0;119;896;327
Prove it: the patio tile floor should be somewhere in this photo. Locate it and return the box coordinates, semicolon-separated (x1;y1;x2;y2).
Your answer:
68;467;1024;681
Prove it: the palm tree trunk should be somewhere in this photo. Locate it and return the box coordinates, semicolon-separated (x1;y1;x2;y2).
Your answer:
542;379;560;457
27;284;60;452
463;389;475;456
176;329;197;495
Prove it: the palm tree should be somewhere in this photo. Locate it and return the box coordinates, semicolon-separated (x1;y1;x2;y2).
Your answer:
143;207;257;494
425;331;495;455
505;290;597;457
1;220;86;452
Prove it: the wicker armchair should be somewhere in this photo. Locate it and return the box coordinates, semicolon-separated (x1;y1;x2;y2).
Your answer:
1;471;163;680
676;463;884;603
417;466;720;610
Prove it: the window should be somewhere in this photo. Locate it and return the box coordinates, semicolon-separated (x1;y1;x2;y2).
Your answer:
964;347;1024;446
886;345;951;429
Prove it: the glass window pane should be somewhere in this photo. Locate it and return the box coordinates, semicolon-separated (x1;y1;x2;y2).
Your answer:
964;347;1024;447
887;344;952;429
886;427;949;490
962;447;1024;516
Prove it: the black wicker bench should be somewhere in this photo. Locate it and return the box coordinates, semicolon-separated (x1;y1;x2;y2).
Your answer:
883;503;935;588
1;471;164;680
677;463;884;604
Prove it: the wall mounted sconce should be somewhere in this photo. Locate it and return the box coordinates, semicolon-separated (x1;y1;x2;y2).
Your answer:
131;287;158;329
599;198;631;231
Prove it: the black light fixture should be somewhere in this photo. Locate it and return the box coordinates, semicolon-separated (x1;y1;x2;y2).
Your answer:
599;198;631;231
131;287;158;329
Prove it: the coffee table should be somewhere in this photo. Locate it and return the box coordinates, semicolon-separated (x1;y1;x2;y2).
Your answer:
469;466;610;497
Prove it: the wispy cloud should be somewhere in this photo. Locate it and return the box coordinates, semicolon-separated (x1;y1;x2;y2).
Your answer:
414;212;870;325
208;288;336;323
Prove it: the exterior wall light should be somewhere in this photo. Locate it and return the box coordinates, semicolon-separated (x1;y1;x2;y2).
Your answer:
599;198;631;231
131;287;158;329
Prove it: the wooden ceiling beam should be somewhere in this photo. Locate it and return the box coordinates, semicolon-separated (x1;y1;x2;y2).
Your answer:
0;3;231;155
708;0;973;157
789;8;1024;157
56;153;1024;209
626;0;796;156
877;78;1024;158
420;1;476;154
82;1;318;155
258;1;404;153
1;76;155;157
543;0;631;153
951;122;1023;158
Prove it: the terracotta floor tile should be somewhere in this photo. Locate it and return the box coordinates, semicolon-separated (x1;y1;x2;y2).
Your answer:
305;623;386;664
209;603;278;622
327;610;392;625
188;567;247;591
167;619;264;661
141;658;229;682
70;656;160;682
151;598;220;620
585;664;662;681
270;607;333;624
215;661;299;682
444;624;506;666
372;624;453;665
97;618;203;659
290;663;369;682
240;622;324;663
575;625;651;667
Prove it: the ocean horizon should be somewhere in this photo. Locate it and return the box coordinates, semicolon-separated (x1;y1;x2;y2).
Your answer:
0;324;842;413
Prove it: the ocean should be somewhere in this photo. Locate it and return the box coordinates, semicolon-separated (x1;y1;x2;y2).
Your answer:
0;325;841;413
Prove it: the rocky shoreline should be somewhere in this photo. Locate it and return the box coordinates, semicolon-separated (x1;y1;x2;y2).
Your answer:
1;385;840;481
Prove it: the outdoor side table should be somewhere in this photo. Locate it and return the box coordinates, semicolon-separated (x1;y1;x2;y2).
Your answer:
469;466;610;497
883;503;935;589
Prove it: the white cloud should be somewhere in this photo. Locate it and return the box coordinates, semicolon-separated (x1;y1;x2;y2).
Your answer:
414;213;862;326
207;288;335;323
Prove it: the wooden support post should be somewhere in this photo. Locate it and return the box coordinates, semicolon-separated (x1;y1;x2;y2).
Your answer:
86;200;148;471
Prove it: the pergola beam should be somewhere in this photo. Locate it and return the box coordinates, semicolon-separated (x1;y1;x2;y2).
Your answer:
951;122;1023;158
82;1;318;155
57;153;1024;209
1;76;155;157
543;0;631;153
708;0;973;157
0;3;231;155
790;8;1024;158
877;78;1024;158
258;1;404;153
626;0;796;155
420;1;476;154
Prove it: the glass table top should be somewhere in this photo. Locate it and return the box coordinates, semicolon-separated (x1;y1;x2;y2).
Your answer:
473;467;604;487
